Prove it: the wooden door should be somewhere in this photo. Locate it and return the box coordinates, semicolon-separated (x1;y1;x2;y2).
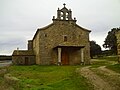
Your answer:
61;48;69;65
25;57;29;65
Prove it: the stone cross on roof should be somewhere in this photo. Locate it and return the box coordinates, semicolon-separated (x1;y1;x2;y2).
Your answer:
63;3;66;7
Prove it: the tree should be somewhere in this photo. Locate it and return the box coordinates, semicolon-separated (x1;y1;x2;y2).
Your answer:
90;41;102;58
103;28;120;55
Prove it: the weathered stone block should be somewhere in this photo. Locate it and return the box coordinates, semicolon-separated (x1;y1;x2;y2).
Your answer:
4;74;19;86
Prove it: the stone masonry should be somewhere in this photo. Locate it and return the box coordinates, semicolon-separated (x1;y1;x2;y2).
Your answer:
115;28;120;63
12;4;91;65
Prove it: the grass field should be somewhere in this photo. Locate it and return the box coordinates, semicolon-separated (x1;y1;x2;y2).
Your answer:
91;55;119;68
106;64;120;73
7;65;93;90
97;56;118;61
91;56;120;74
0;55;119;90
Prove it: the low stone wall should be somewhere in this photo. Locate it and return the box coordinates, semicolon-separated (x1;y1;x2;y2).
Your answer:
4;74;19;89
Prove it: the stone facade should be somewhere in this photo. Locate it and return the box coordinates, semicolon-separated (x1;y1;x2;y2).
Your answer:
115;29;120;63
12;50;35;65
12;4;91;65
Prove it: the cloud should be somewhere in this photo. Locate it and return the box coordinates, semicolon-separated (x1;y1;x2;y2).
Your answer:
0;36;27;55
0;0;120;54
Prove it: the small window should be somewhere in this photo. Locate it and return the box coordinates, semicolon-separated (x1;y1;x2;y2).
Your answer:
44;34;47;37
64;36;67;42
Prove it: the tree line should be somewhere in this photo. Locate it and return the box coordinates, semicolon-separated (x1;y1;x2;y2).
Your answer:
90;27;120;58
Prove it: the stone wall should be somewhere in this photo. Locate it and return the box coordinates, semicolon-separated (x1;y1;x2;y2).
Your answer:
12;55;35;65
33;20;91;65
28;40;33;50
33;31;40;64
12;50;35;65
115;31;120;63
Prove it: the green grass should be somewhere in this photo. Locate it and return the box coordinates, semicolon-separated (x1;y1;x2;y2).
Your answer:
8;65;93;90
91;59;115;68
91;56;120;73
97;56;118;61
106;64;120;73
91;55;118;68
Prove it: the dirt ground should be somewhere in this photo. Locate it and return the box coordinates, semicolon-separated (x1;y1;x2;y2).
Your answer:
77;65;120;90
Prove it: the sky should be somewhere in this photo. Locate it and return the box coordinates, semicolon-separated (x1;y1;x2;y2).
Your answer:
0;0;120;55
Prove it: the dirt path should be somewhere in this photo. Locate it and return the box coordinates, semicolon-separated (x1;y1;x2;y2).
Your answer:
77;66;120;90
98;66;120;76
95;66;120;89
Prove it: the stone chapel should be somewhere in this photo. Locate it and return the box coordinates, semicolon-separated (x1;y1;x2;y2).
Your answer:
12;4;91;65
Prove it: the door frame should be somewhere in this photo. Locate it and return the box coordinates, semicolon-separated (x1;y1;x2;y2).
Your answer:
61;47;69;65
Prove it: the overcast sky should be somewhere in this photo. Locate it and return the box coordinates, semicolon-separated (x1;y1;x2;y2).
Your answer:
0;0;120;55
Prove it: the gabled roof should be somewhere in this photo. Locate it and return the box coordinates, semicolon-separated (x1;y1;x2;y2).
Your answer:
61;7;69;12
33;23;54;40
12;50;34;56
38;23;54;30
32;4;91;40
32;22;91;40
76;24;91;32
